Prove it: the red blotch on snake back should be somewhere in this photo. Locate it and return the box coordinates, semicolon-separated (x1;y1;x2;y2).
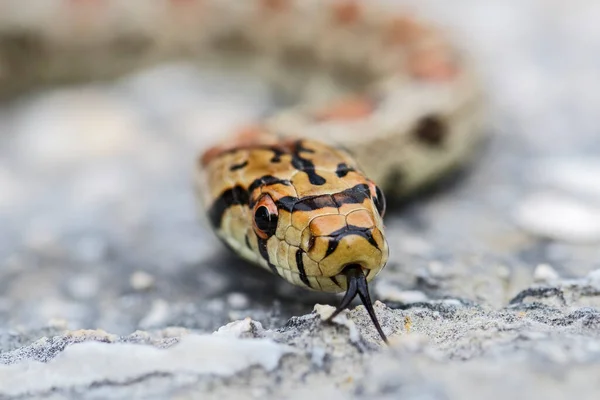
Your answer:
332;1;362;25
314;97;374;122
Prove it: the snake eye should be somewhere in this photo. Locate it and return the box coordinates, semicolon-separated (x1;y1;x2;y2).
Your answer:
368;182;386;217
374;186;386;217
253;194;279;239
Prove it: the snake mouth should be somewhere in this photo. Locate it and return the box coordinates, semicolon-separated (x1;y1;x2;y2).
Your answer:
325;264;388;343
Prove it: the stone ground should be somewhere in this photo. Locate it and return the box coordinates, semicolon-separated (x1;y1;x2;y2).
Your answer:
1;0;600;399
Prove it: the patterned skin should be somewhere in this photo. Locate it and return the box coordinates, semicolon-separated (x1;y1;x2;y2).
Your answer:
199;130;388;292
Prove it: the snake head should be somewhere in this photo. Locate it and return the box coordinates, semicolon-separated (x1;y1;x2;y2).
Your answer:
254;177;390;343
203;137;390;342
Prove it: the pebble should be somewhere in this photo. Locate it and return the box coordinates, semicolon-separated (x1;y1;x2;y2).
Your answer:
213;318;266;339
515;192;600;243
130;271;156;291
533;264;560;283
313;304;361;343
226;292;249;310
376;281;429;303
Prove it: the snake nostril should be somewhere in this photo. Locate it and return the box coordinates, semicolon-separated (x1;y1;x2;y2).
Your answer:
307;235;316;251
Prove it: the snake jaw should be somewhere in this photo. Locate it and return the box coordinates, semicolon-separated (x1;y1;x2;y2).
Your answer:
326;264;388;344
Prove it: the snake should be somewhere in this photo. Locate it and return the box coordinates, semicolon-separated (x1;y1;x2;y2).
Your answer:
0;0;485;342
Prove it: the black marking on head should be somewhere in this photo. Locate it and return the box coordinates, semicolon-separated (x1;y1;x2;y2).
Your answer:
335;163;355;178
323;225;379;259
276;183;371;213
248;175;292;195
296;142;315;153
373;186;386;217
276;196;298;213
293;195;337;212
414;115;447;147
208;186;249;228
245;234;252;249
332;184;371;208
291;140;326;185
257;236;279;276
308;236;316;252
270;147;285;163
324;238;339;259
330;275;341;289
295;248;311;288
229;160;248;171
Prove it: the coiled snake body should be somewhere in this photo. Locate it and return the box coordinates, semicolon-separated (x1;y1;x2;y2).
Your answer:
0;0;485;342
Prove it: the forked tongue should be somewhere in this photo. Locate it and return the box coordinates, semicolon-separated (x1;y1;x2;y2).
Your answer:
326;264;388;343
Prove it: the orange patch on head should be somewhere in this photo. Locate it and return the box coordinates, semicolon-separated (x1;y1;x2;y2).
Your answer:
314;97;374;121
346;209;374;229
408;47;459;81
309;215;347;237
332;1;361;25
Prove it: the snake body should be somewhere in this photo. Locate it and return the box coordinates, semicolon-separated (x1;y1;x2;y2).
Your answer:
0;0;485;341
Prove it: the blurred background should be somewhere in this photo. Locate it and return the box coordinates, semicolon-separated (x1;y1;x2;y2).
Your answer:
0;0;599;337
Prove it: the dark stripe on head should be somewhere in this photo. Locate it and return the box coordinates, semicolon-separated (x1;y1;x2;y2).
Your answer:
276;183;371;213
207;186;249;228
294;195;337;212
332;184;370;207
229;160;248;171
324;238;339;259
290;140;326;185
324;225;380;259
257;236;279;276
270;147;285;163
248;175;292;194
295;249;311;288
330;275;342;289
335;163;355;178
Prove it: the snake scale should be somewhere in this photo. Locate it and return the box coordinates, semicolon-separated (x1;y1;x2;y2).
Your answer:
0;0;485;342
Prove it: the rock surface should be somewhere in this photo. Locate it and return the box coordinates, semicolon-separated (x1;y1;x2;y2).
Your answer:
1;0;600;399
